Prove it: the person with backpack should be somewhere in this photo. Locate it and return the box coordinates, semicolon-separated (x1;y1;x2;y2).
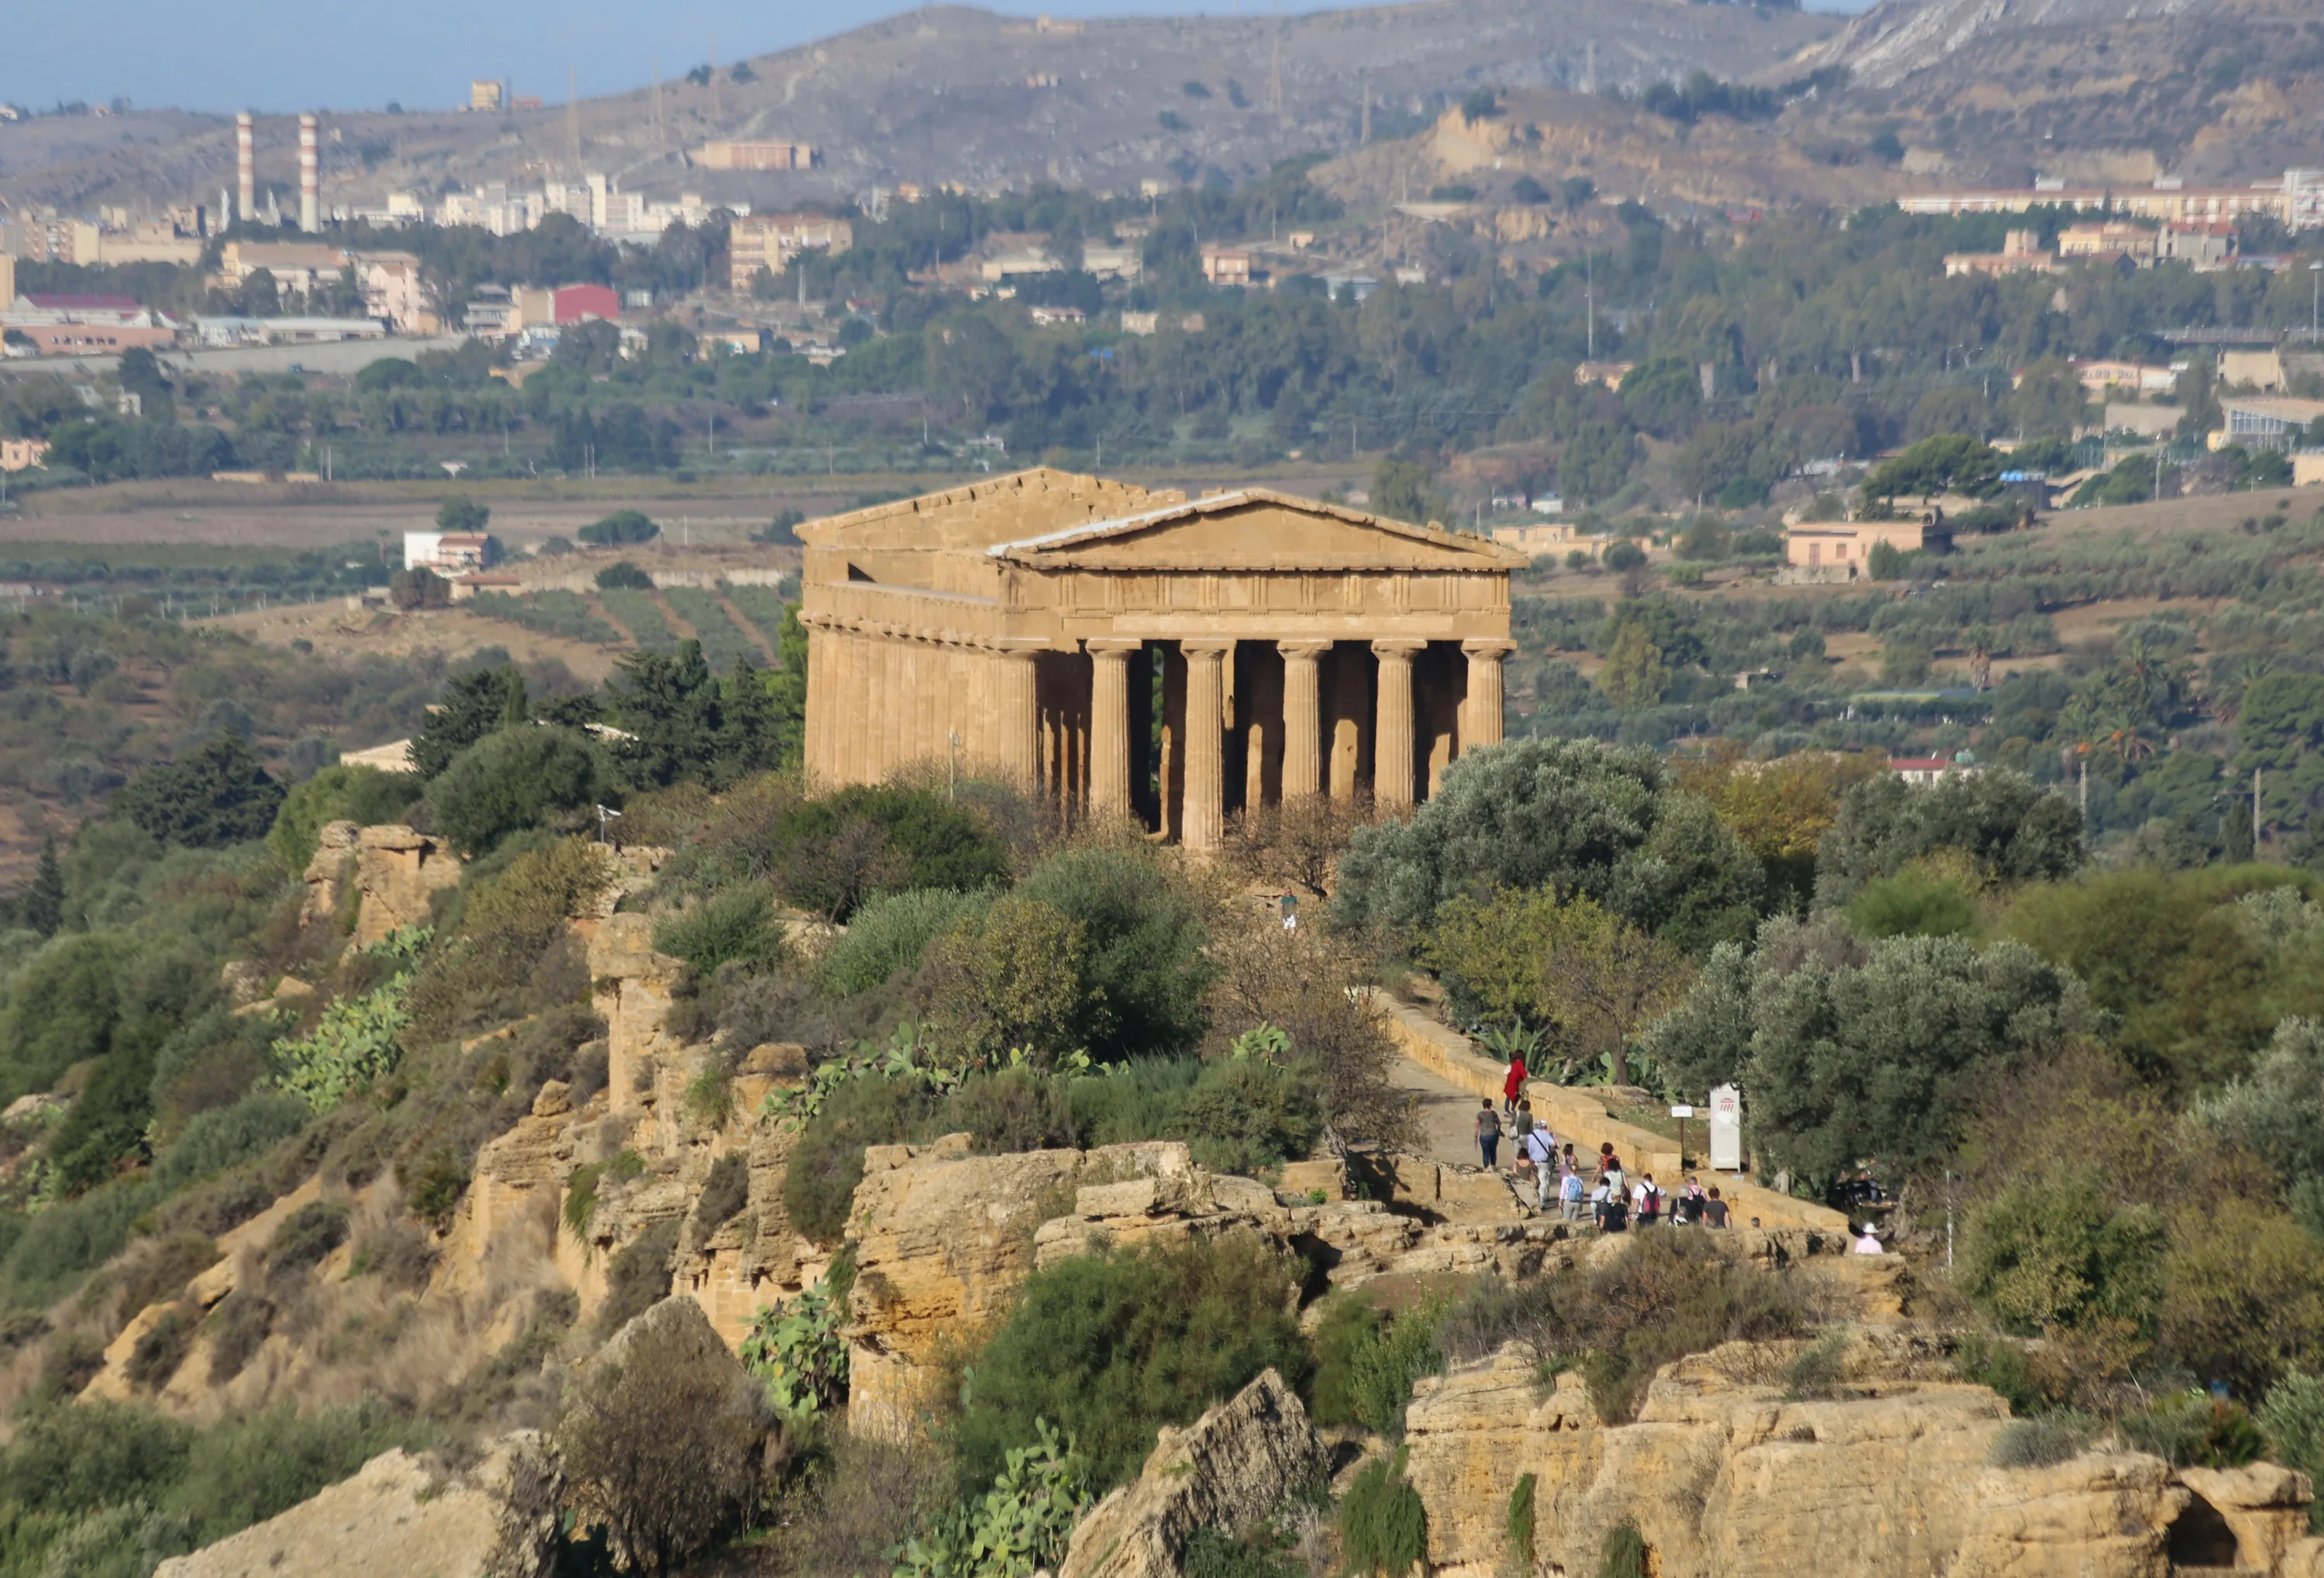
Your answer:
1476;1099;1504;1171
1559;1162;1587;1223
1633;1174;1662;1228
1598;1171;1630;1233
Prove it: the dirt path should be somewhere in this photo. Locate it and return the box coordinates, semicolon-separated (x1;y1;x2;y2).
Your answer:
1391;1051;1497;1172
648;589;697;641
583;595;636;646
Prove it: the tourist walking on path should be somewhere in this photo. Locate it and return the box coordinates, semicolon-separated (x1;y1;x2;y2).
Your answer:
1512;1098;1535;1143
1522;1125;1557;1211
1476;1100;1504;1170
1502;1054;1528;1117
1634;1174;1662;1228
1560;1164;1586;1222
1702;1187;1730;1229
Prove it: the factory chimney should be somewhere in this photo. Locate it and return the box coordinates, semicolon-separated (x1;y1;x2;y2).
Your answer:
298;113;320;232
235;112;255;223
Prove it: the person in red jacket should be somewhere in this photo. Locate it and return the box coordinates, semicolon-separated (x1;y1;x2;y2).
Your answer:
1501;1053;1528;1117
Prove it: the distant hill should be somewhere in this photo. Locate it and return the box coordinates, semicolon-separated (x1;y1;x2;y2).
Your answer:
0;1;1834;213
1801;0;2324;186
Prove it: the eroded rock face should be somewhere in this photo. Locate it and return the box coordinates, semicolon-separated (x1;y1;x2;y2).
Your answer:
845;1137;1194;1437
1060;1369;1325;1578
152;1432;561;1578
1397;1336;2299;1578
300;821;462;947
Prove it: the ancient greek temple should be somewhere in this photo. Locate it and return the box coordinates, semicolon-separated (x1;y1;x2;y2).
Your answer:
796;468;1521;847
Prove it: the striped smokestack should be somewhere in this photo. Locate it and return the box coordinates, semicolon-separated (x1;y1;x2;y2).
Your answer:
298;113;319;232
235;112;255;223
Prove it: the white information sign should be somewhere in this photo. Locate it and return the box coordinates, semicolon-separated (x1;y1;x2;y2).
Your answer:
1709;1084;1744;1171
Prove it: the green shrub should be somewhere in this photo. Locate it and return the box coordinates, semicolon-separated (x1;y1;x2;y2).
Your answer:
596;559;655;590
1597;1521;1648;1578
153;1092;310;1192
1782;1333;1849;1401
425;726;611;855
596;1217;682;1338
165;1399;436;1548
2;1181;154;1310
770;785;1013;922
821;887;989;995
0;932;129;1100
111;733;285;851
783;1075;924;1244
954;1233;1312;1495
267;1201;349;1280
205;1290;272;1384
1337;1447;1427;1578
1505;1472;1537;1567
580;509;661;545
1181;1525;1301;1578
0;1401;195;1519
2119;1391;2264;1468
2260;1371;2324;1531
1016;844;1213;1062
655;882;786;978
565;1148;645;1243
1954;1332;2044;1416
1176;1057;1322;1175
944;1065;1078;1153
1957;1169;2164;1339
126;1305;198;1391
266;764;421;872
401;1150;469;1230
1848;868;1977;940
1988;1415;2092;1468
346;1225;435;1290
1308;1293;1446;1436
695;1153;749;1232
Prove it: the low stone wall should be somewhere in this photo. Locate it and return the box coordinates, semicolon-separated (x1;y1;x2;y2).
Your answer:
1367;989;1847;1233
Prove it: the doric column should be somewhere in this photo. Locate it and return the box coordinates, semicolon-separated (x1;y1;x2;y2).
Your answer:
1278;640;1330;799
1181;641;1230;850
1372;640;1423;811
1461;638;1516;753
1085;639;1142;818
996;647;1040;787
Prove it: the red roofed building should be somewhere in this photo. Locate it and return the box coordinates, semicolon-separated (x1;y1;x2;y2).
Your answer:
552;284;618;325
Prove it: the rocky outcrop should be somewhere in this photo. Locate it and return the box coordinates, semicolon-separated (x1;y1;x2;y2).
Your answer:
1397;1335;2312;1578
845;1136;1187;1436
300;821;462;947
1061;1369;1325;1578
586;912;693;1130
153;1432;561;1578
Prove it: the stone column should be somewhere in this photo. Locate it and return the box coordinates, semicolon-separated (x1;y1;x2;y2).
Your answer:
1181;641;1230;850
1278;641;1330;799
1461;638;1516;754
1372;640;1423;812
996;647;1040;787
1085;639;1141;819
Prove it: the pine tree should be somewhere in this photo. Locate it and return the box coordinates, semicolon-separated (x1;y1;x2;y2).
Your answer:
23;835;64;938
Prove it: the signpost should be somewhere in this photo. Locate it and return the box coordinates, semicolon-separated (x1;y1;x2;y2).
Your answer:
1709;1084;1743;1171
1669;1105;1694;1168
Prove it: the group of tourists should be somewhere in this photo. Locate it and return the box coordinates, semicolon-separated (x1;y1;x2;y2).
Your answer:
1474;1096;1735;1232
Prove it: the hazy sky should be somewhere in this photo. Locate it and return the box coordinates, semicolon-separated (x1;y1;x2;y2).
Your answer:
2;0;1875;117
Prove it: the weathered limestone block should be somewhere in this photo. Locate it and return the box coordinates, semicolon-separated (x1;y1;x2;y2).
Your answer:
1947;1453;2185;1578
2178;1463;2315;1573
1400;1338;2223;1578
153;1432;561;1578
1060;1369;1325;1578
846;1138;1193;1438
300;821;462;947
586;913;689;1126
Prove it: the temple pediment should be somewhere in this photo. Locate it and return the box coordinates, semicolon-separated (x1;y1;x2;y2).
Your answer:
985;489;1526;574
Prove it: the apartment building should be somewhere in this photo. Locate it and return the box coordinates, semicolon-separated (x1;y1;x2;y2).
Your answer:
727;213;854;293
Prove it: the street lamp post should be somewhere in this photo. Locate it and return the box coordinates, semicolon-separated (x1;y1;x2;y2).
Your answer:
2312;260;2322;340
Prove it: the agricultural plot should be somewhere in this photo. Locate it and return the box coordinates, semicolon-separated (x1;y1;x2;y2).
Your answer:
466;590;620;645
596;589;677;653
659;586;760;671
724;582;797;652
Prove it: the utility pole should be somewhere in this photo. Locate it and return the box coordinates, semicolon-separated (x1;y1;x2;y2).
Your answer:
653;60;665;156
1586;251;1595;359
